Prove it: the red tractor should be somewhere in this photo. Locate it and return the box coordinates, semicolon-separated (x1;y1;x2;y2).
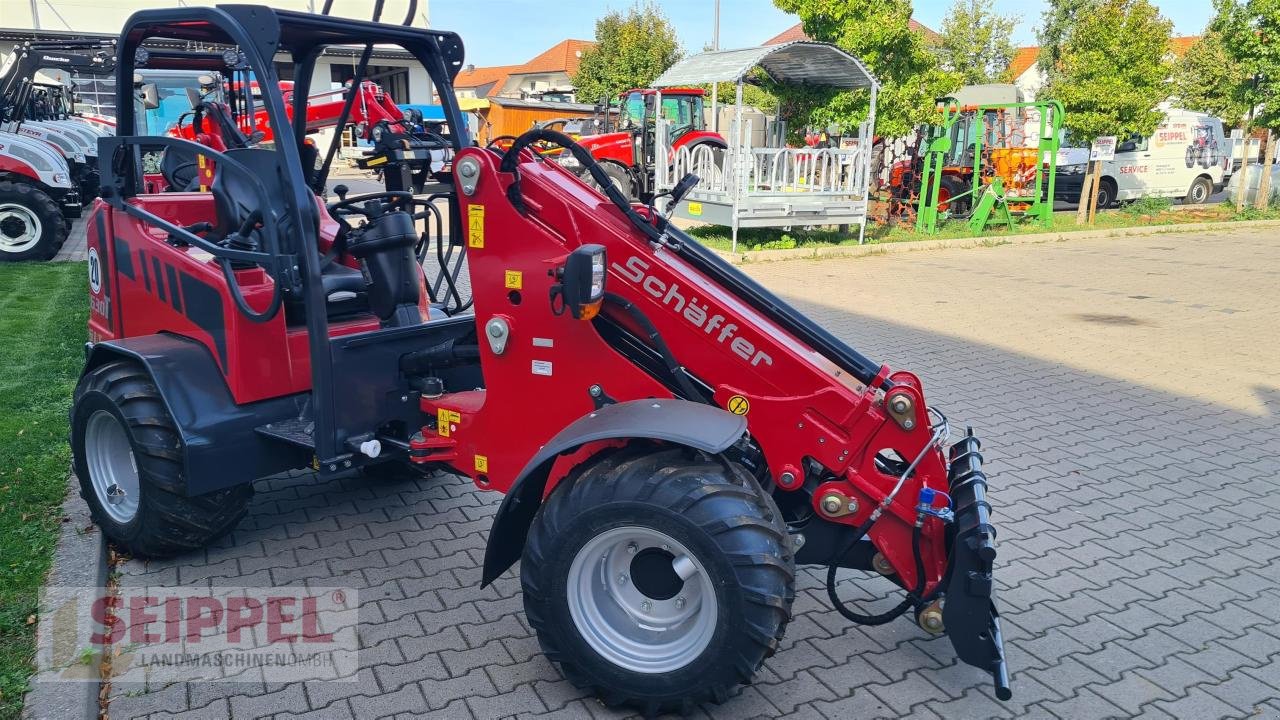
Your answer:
557;87;726;201
72;3;1011;713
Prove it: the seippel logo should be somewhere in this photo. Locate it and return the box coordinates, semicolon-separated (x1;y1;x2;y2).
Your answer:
613;255;773;368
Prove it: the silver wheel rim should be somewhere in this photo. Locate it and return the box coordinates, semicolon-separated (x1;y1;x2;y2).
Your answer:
567;526;717;674
85;410;141;524
0;203;43;254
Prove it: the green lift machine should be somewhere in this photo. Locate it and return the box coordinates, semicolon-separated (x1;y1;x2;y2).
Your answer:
915;98;1064;235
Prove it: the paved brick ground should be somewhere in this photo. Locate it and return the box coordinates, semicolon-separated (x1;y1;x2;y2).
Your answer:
106;226;1280;719
53;217;88;261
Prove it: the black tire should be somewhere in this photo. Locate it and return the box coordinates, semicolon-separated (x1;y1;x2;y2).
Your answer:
1095;178;1117;210
0;180;67;262
522;445;795;715
1185;145;1196;169
71;360;253;558
585;162;636;201
1185;175;1213;205
938;175;971;216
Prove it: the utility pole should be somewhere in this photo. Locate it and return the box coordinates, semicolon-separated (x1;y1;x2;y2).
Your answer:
29;0;41;29
710;0;720;132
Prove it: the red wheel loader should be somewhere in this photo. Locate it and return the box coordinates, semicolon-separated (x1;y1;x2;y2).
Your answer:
72;2;1011;712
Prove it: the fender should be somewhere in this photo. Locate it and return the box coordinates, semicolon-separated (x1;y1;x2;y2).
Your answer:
83;334;311;495
481;398;747;586
672;131;726;152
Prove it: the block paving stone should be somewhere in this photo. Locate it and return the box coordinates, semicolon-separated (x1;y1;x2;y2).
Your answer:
106;227;1280;718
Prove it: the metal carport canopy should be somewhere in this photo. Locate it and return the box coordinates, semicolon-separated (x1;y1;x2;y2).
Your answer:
650;41;878;90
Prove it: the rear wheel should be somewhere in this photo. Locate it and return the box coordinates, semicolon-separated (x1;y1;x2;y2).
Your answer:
0;181;66;262
1185;175;1213;205
585;162;636;201
71;360;253;557
937;175;970;216
522;445;795;715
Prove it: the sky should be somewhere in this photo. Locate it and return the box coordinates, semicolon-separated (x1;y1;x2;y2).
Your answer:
428;0;1218;67
1;0;1218;69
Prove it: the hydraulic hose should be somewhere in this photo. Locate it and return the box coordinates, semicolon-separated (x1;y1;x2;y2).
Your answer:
603;292;709;405
826;516;925;626
499;128;667;246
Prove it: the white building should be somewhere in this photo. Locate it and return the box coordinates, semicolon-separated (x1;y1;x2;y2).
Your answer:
1;0;436;115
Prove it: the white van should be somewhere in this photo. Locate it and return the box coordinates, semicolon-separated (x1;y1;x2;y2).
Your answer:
1055;108;1231;207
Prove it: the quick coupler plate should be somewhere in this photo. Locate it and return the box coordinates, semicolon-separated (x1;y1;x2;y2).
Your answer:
942;429;1012;700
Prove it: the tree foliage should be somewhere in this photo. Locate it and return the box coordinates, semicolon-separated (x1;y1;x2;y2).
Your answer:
771;0;960;137
1037;0;1098;80
1170;31;1253;123
571;2;682;106
937;0;1018;85
1044;0;1172;142
1212;0;1280;130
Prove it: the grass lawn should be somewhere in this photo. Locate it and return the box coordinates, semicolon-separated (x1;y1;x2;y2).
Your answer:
0;262;88;719
685;199;1280;252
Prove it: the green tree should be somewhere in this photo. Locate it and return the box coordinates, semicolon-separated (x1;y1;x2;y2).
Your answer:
936;0;1018;85
1212;0;1280;207
571;2;682;105
772;0;960;137
1044;0;1172;219
1037;0;1098;80
1213;0;1279;129
1046;0;1172;142
1169;31;1253;123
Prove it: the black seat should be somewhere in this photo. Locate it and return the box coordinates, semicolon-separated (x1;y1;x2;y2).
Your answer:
321;263;366;299
205;148;372;322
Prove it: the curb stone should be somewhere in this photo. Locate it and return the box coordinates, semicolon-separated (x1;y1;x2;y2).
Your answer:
22;473;108;720
713;218;1280;264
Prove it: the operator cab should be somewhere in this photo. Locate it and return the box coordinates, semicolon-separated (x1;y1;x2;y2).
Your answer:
109;19;466;328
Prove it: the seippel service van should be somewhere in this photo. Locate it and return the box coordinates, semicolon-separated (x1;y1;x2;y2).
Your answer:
1055;108;1231;207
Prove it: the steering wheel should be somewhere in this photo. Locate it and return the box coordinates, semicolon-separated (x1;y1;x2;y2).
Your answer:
322;189;416;268
326;190;415;220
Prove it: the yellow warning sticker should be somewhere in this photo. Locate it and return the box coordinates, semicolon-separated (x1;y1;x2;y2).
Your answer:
474;455;489;473
504;270;523;290
468;205;485;248
687;201;703;216
366;156;388;166
727;395;750;416
437;408;461;437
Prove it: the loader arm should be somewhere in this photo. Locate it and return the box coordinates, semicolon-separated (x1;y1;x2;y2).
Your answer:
429;136;1010;699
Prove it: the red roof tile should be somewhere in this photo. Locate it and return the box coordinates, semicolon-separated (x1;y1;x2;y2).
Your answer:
1005;36;1201;80
453;39;595;97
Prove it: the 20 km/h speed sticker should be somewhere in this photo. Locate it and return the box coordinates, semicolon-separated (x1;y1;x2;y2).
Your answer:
726;395;750;415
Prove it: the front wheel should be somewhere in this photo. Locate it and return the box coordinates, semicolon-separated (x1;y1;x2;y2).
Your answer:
71;360;253;557
521;446;795;715
0;181;67;262
1095;178;1117;210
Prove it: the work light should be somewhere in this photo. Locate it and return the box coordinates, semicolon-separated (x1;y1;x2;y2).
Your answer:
551;244;607;320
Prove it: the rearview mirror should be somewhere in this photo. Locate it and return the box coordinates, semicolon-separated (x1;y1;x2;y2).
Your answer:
668;173;700;206
139;83;160;110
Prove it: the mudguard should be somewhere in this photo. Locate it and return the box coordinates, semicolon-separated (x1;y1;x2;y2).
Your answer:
480;398;747;586
82;335;311;495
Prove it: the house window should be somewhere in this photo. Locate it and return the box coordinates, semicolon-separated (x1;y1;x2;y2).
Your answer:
330;63;411;103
